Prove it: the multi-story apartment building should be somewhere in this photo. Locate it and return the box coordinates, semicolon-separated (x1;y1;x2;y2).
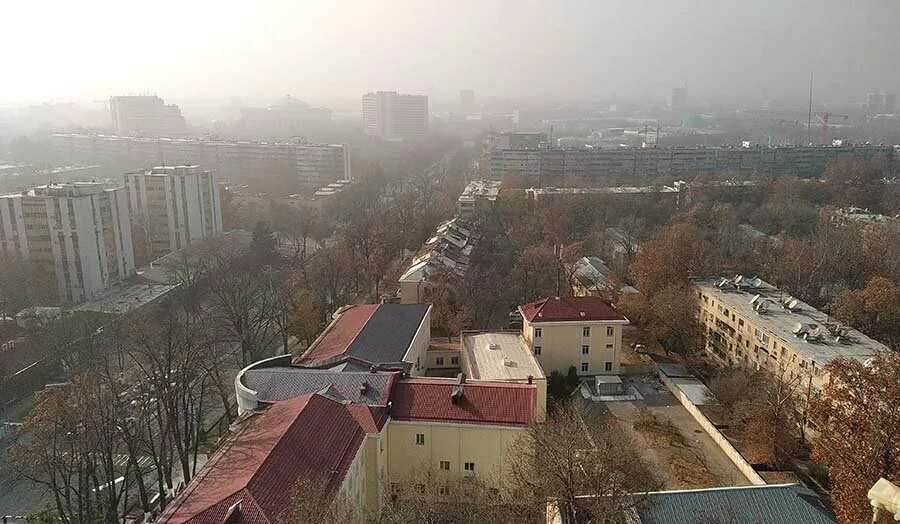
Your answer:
519;296;629;376
0;183;134;303
694;276;888;397
362;91;429;140
51;134;351;194
398;218;477;304
109;95;186;136
457;180;501;220
490;144;895;181
123;166;223;261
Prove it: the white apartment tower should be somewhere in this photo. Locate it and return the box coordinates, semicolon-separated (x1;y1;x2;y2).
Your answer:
362;91;428;140
123;166;223;261
110;95;186;136
0;183;135;303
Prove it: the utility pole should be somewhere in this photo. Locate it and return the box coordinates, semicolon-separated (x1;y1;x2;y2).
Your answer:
807;72;813;145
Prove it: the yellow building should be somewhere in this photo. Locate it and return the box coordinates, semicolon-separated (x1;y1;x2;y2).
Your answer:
694;276;887;396
519;296;629;377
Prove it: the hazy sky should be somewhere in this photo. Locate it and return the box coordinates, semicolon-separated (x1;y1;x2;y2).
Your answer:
3;0;899;105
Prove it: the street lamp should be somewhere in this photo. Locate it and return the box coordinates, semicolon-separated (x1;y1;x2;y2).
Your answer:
868;478;900;522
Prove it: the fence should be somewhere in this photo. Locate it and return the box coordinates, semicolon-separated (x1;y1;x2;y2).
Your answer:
656;367;766;486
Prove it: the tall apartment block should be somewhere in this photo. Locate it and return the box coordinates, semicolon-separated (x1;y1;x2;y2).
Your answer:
123;166;223;261
51;134;350;194
0;183;135;303
362;91;428;140
109;95;186;136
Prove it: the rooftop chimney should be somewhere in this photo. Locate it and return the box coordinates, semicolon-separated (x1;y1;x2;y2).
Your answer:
527;375;533;384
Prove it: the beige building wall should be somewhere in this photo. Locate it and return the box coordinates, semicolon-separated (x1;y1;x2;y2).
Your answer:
426;348;461;370
403;306;432;377
386;421;526;491
399;280;424;304
522;318;626;376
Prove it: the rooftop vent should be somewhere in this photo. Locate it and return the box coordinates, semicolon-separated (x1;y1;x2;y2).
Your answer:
580;311;586;317
489;343;501;350
503;358;517;367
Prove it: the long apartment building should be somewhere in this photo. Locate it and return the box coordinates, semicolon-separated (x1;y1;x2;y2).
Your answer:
398;218;478;304
491;144;895;181
123;166;223;261
51;134;351;193
695;276;889;397
0;183;135;303
362;91;429;140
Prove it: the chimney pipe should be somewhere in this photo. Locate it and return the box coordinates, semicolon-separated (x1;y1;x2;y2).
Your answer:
527;375;533;385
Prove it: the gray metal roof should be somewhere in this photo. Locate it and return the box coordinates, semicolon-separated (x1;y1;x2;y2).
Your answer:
346;304;429;364
636;484;836;524
241;368;393;405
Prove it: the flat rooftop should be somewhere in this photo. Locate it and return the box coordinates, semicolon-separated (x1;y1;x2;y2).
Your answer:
459;180;502;201
694;277;889;367
527;185;680;196
462;331;544;381
68;281;177;315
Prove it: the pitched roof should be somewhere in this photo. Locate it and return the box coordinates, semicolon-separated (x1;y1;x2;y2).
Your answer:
635;484;836;524
240;367;396;406
297;304;430;366
390;378;536;427
157;394;374;524
519;296;627;323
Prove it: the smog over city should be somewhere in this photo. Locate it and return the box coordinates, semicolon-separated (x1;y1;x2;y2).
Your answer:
0;2;899;524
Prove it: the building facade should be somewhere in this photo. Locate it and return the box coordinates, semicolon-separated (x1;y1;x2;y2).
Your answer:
362;91;429;140
0;183;135;303
519;296;629;376
694;276;888;397
457;180;501;220
490;144;895;181
51;134;351;194
123;166;223;261
109;95;186;136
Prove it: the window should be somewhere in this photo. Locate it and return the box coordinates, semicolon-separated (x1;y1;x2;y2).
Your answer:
436;357;444;366
438;486;448;496
464;462;475;472
582;327;590;337
581;363;589;372
534;346;542;356
606;343;613;349
606;326;614;337
440;461;450;470
451;356;459;365
581;345;589;355
605;362;613;372
534;328;542;338
415;434;425;445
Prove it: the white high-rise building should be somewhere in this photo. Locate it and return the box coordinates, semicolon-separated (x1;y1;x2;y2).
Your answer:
0;183;135;303
123;166;223;261
362;91;428;140
110;95;186;136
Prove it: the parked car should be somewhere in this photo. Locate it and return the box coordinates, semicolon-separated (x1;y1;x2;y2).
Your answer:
633;343;647;354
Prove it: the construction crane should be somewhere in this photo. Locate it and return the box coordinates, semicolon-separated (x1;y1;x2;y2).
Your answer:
814;112;849;144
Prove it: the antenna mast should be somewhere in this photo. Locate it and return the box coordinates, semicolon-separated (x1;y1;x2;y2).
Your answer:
807;73;813;145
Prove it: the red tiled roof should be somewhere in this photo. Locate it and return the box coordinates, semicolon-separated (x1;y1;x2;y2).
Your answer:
158;394;374;524
519;296;627;323
390;378;536;427
296;305;378;365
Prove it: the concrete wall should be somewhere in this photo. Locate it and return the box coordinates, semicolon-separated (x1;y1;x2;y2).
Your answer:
656;368;766;486
404;306;432;377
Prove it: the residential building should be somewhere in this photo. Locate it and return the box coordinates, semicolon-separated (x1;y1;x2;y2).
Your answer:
519;296;629;376
109;95;185;136
457;180;501;220
0;183;135;303
548;484;836;524
490;144;895;181
490;132;547;150
398;218;478;304
694;276;888;397
292;303;432;376
460;331;547;421
237;96;331;138
51;134;351;194
123;166;223;261
362;91;428;140
569;256;639;297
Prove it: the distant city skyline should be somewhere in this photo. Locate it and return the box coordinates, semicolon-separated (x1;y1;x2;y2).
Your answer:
3;0;899;106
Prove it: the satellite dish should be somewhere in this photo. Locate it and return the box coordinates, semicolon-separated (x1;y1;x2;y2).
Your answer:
749;294;760;305
751;277;762;288
791;322;804;334
787;299;799;310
